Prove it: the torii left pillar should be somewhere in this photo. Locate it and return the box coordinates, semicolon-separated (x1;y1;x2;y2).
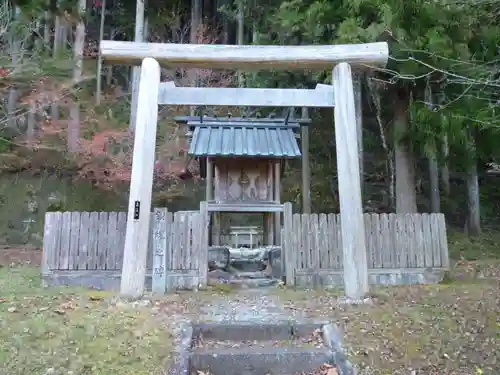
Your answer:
120;57;160;298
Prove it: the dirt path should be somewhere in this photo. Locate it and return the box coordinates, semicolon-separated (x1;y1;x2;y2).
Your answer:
0;247;41;266
197;289;306;322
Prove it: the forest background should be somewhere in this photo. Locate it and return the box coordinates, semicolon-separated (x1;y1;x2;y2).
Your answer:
1;0;500;260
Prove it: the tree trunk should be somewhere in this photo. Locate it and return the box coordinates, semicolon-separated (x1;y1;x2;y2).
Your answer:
27;101;36;142
105;27;119;87
190;0;201;44
221;0;229;43
466;129;481;236
428;155;440;212
250;12;258;86
129;0;145;132
53;15;63;56
68;0;86;152
7;7;21;130
7;86;18;130
237;0;244;87
72;2;86;88
466;162;481;236
189;0;201;115
51;14;66;121
367;77;394;207
34;18;44;51
96;0;106;105
353;73;363;199
252;20;258;45
61;19;69;45
106;66;113;85
43;11;50;46
144;17;149;40
251;0;258;45
424;75;441;213
394;89;417;213
441;134;450;195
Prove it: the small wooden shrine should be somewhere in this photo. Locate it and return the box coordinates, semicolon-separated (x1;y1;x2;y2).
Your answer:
176;114;308;246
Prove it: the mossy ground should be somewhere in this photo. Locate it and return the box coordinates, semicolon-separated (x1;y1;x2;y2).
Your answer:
0;232;498;375
273;261;499;375
0;267;174;375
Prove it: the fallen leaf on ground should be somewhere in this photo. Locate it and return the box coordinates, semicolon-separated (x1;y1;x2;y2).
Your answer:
60;301;74;309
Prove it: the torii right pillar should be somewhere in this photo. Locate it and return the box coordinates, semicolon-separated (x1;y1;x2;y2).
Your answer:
333;62;369;300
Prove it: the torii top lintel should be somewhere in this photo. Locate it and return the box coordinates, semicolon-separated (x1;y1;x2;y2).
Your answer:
100;41;389;71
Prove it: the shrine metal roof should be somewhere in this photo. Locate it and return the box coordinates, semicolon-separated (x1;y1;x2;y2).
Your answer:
187;122;301;158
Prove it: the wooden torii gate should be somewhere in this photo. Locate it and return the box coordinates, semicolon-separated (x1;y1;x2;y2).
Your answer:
100;40;389;300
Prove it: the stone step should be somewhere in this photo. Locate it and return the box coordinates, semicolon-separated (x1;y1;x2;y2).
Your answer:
168;321;355;375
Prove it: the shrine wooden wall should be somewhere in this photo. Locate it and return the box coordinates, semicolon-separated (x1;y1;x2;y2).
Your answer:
213;158;276;203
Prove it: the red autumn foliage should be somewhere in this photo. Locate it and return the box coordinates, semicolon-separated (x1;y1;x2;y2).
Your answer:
8;18;233;192
75;127;193;190
22;107;192;191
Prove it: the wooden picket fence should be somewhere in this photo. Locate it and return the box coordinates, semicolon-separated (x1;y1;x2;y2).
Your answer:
41;205;208;291
42;211;128;272
42;202;450;290
282;203;450;286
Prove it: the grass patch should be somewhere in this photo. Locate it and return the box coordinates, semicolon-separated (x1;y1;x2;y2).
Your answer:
0;267;174;375
448;230;500;260
273;266;500;375
1;255;498;375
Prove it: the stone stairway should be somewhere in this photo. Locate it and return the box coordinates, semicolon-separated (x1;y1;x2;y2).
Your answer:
168;290;356;375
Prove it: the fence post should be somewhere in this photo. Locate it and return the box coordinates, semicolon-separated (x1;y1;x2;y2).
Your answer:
283;202;294;285
152;208;168;294
42;212;55;275
438;214;450;269
199;201;209;286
